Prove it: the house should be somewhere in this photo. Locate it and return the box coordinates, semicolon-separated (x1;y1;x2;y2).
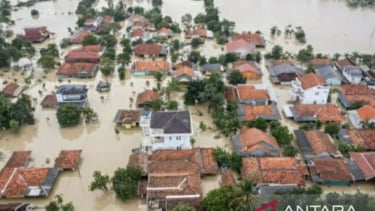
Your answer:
337;84;375;108
65;50;100;63
133;60;170;76
235;84;270;105
220;170;236;187
283;104;344;123
2;83;23;97
56;84;88;107
237;104;281;121
156;27;173;38
294;130;341;159
200;63;223;75
241;157;306;186
96;81;110;92
336;58;363;84
72;30;91;44
232;128;280;157
136;90;160;107
0;203;32;211
309;59;342;85
84;17;103;32
126;15;155;32
54;150;82;171
307;158;352;185
127;150;149;176
346;129;375;150
349;152;375;181
232;32;266;48
140;111;193;151
184;28;213;41
133;43;167;57
291;73;330;104
57;62;99;78
348;105;375;128
225;39;256;57
40;94;57;108
232;60;262;80
175;66;198;83
113;109;141;128
4;151;31;168
21;26;49;43
266;60;304;84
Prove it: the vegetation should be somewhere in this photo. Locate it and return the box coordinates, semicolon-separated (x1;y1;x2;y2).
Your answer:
347;100;366;110
270;121;293;146
0;0;12;23
166;100;178;110
100;57;115;77
89;171;110;191
56;104;82;127
324;123;340;137
82;35;99;46
336;140;364;157
294;26;306;43
228;70;246;85
0;94;34;130
171;204;196;211
112;167;142;201
118;66;126;80
31;9;39;16
243;118;268;131
202;186;234;211
152;0;163;7
347;0;375;7
46;194;74;211
296;44;314;63
346;52;375;68
264;45;284;60
282;144;299;157
191;37;202;49
213;147;242;172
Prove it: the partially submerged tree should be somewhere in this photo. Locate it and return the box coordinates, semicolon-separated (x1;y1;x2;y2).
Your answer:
89;171;110;191
56;104;82;127
112;167;142;201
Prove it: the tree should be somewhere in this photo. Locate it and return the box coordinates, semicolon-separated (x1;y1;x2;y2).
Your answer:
56;104;82;127
100;34;117;48
112;167;142;201
270;122;293;146
9;119;20;134
188;51;202;63
296;45;314;63
181;13;192;27
194;13;206;24
46;194;74;211
230;180;259;211
82;35;98;46
149;99;163;111
228;70;246;85
167;100;178;110
152;0;162;7
191;37;201;49
154;72;163;82
38;55;56;69
265;45;283;60
89;171;110;191
171;204;196;211
202;186;234;211
40;43;59;57
282;144;298;157
305;64;315;73
324;123;340;136
31;9;39;16
117;52;131;65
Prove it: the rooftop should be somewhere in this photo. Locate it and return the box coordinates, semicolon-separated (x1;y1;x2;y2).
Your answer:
127;150;148;176
302;130;338;155
349;152;375;180
232;33;265;47
40;94;57;108
309;58;332;66
136;90;160;107
293;104;344;123
134;60;170;72
348;129;375;150
297;73;326;89
226;39;252;52
237;85;269;101
4;151;31;168
357;105;375;121
113;110;141;124
233;60;260;74
57;62;97;76
237;127;280;154
176;66;195;78
310;158;352;182
338;84;375;95
54;150;82;170
56;84;87;95
150;111;192;134
242;105;274;121
133;43;163;56
2;83;22;97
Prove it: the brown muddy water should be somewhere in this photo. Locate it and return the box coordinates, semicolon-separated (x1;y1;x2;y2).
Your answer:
2;0;375;210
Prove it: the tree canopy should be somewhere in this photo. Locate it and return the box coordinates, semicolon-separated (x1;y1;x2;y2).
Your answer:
112;167;142;201
0;94;34;130
56;104;82;127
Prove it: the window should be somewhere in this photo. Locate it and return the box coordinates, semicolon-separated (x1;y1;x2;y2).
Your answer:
315;92;319;96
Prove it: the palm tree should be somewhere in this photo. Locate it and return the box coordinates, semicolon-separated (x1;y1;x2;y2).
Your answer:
230;179;259;211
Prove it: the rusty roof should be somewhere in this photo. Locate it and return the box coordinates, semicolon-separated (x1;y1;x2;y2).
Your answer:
353;129;375;150
294;104;344;123
303;130;338;155
134;60;170;72
339;84;375;95
40;94;57;108
2;83;21;97
57;62;97;76
73;30;91;44
237;85;269;101
308;58;332;66
65;50;100;62
239;128;280;154
357;105;375;121
350;152;375;180
225;86;238;102
114;109;141;124
136;90;160;107
243;105;274;121
241;157;305;186
127;150;148;176
54;150;82;170
176;66;195;78
345;95;375;107
226;39;252;52
232;33;265;46
131;29;144;37
311;158;352;181
220;170;236;187
336;58;356;67
297;73;326;89
4;151;31;168
133;43;162;56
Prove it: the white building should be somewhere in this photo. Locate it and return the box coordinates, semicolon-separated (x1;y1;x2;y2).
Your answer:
342;66;363;85
291;73;330;104
140;111;193;151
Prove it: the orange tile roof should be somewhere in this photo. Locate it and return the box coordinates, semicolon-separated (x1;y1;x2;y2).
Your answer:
241;157;305;186
73;30;91;44
136;90;160;107
348;130;367;149
309;58;332;66
239;128;280;154
134;60;170;73
311;158;352;181
220;170;236;186
115;110;141;124
57;62;97;76
65;50;100;63
303;130;338;155
2;83;21;97
349;152;375;180
133;43;162;56
4;151;31;168
176;66;195;78
298;73;326;89
271;59;294;66
232;33;265;47
345;95;375;107
158;27;172;36
237;85;269;101
127;150;148;176
226;39;252;53
355;129;375;150
243;105;274;121
102;15;113;23
233;60;259;74
339;84;375;95
54;150;82;170
40;94;57;108
185;29;207;38
130;29;144;38
357;105;375;121
294;104;344;123
82;45;103;53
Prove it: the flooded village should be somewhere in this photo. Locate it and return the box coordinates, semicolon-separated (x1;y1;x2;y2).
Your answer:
0;0;375;210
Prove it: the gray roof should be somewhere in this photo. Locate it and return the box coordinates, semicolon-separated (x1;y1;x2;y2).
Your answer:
294;130;314;157
150;111;191;134
57;84;87;95
345;66;363;77
231;135;243;154
349;160;366;181
201;64;222;72
269;64;304;76
315;65;342;81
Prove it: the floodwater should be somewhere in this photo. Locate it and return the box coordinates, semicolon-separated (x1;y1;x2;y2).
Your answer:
2;0;375;210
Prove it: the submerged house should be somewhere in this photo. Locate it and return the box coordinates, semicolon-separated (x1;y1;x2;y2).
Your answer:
310;59;342;85
54;150;82;171
345;129;375;151
200;63;223;75
291;73;330;104
283;104;344;123
307;158;352;185
232;32;266;48
235;84;270;105
232;60;262;80
267;59;304;84
113;110;141;128
133;60;170;76
133;43;167;57
225;39;256;57
175;66;198;83
65;50;100;63
56;84;88;107
136;90;160;107
232;128;280;157
336;58;364;84
237;104;281;121
21;26;50;43
2;83;23;98
57;62;99;78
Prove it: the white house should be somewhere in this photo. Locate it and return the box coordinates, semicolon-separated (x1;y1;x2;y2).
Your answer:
140;111;193;151
291;73;330;104
343;66;363;85
348;105;375;129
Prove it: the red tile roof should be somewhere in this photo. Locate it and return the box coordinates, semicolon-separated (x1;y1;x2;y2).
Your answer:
237;85;269;101
54;150;82;170
243;105;274;121
220;170;236;186
298;73;326;89
134;60;170;73
131;29;144;38
23;26;49;42
303;130;338;155
114;110;141;124
226;39;252;53
176;66;195;78
232;33;265;47
233;60;259;74
339;84;375;95
357;105;375;121
239;128;280;154
102;15;113;23
2;83;22;97
73;30;91;44
65;50;100;63
4;151;31;168
185;29;207;38
309;58;332;66
136;90;160;107
57;62;97;76
40;94;57;108
349;129;375;150
241;157;305;186
225;86;238;102
82;45;103;53
336;58;356;67
310;158;352;181
127;150;148;176
134;44;162;56
294;104;344;123
350;152;375;180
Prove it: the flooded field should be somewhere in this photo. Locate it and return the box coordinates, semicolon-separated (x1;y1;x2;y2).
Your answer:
1;0;375;210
